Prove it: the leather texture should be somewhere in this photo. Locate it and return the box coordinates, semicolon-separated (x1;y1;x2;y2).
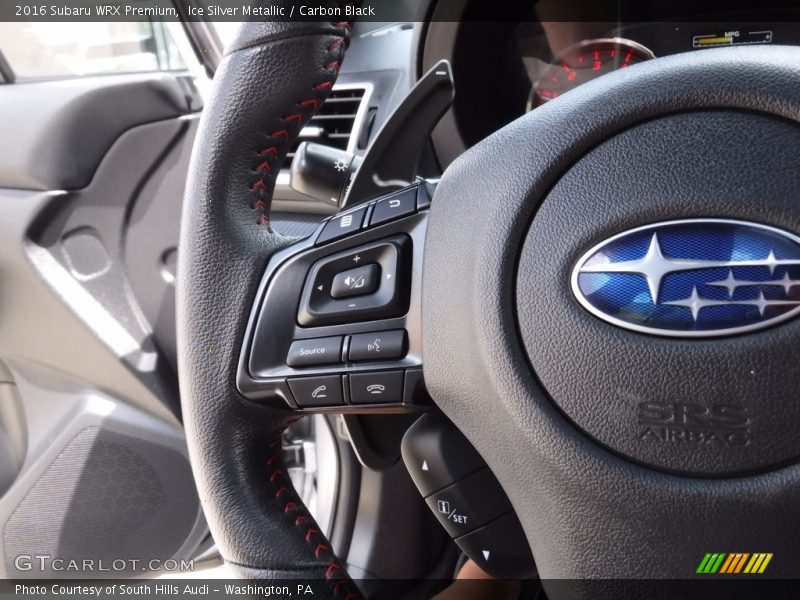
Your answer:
176;4;360;594
423;46;800;594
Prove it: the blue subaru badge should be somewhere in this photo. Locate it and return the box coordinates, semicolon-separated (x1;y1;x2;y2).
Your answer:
571;219;800;337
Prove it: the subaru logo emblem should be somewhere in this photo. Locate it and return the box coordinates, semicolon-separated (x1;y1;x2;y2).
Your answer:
571;219;800;337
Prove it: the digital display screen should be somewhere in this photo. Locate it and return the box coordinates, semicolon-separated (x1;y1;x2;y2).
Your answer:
693;29;773;48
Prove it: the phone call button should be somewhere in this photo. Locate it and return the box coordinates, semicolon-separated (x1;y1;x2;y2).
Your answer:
288;375;344;407
349;371;404;405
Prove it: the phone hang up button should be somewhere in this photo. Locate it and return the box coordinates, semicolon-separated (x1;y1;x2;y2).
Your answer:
349;371;404;404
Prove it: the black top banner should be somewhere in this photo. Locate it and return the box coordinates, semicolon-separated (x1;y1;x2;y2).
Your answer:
2;0;799;23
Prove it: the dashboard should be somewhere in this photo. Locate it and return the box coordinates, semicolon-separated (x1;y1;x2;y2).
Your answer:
524;21;800;108
420;13;800;166
273;0;800;213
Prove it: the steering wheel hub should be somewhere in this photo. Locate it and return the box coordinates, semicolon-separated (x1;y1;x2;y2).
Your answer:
423;45;800;581
519;109;800;476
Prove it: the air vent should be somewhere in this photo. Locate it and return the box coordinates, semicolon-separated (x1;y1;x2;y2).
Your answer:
283;87;367;170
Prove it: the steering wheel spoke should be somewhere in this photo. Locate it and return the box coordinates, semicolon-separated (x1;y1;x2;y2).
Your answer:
176;9;367;594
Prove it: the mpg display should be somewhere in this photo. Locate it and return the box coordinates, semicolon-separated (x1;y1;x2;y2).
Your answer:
692;29;773;48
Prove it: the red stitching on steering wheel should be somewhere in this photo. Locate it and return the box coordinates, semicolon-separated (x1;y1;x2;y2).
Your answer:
266;416;362;598
249;20;354;231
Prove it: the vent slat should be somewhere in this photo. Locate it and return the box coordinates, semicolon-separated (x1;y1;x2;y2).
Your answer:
311;114;360;120
319;96;362;104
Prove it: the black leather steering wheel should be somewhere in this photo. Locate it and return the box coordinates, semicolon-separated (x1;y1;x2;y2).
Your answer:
176;7;360;594
177;4;800;595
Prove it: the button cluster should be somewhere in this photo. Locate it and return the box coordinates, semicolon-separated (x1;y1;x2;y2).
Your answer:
401;414;536;578
284;330;410;408
298;238;411;327
315;185;427;247
241;182;428;414
287;369;419;408
286;330;406;368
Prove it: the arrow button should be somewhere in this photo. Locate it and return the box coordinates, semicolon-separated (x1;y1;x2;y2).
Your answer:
454;512;536;579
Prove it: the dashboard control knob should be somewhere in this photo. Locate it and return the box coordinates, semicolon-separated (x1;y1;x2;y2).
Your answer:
289;142;362;206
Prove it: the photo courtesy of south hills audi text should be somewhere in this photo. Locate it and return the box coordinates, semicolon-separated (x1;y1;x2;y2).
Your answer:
14;584;316;597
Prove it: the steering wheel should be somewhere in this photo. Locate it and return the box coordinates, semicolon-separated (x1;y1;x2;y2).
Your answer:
176;3;800;595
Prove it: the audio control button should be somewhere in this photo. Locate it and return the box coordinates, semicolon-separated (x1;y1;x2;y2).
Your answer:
287;336;343;367
331;264;380;299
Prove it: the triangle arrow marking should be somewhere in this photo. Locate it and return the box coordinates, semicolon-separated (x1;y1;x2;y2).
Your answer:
482;550;490;561
421;460;428;471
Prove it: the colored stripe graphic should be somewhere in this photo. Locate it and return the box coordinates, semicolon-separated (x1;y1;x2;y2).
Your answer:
744;553;773;574
719;553;749;574
697;553;727;573
696;553;713;573
710;553;726;573
719;554;736;574
744;554;759;573
698;552;772;574
733;553;750;573
758;553;773;573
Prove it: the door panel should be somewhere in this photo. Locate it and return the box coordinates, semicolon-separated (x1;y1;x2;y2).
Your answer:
0;363;202;578
0;72;206;577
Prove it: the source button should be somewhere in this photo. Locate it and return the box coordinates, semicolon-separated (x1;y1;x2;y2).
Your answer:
287;336;343;367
